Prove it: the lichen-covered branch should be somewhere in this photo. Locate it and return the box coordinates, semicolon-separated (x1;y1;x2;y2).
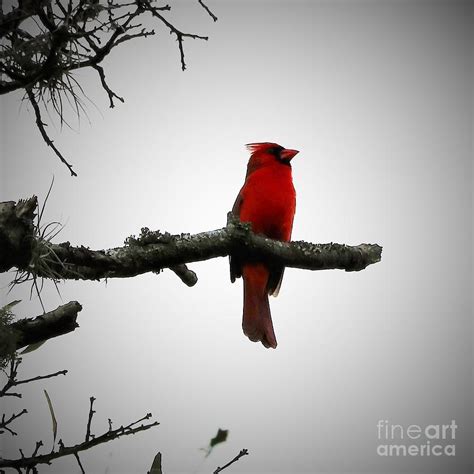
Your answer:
0;197;197;287
0;198;382;285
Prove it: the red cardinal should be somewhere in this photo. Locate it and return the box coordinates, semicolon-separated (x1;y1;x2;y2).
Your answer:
230;142;299;348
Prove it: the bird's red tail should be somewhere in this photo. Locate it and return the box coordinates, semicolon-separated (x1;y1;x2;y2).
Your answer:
242;264;277;349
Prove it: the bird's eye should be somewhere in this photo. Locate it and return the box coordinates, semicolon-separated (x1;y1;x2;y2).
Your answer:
270;146;284;157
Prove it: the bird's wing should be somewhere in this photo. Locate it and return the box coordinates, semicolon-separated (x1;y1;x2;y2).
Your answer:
266;226;293;297
266;266;285;297
229;189;244;283
231;188;243;216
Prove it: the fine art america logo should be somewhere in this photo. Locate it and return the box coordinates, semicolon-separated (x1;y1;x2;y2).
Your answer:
377;420;457;457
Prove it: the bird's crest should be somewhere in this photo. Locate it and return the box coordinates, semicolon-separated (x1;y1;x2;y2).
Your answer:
246;142;281;154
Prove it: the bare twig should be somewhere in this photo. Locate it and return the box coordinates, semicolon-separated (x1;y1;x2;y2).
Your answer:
0;357;67;398
32;440;43;457
85;396;96;442
12;370;68;387
74;452;86;474
0;409;28;436
214;449;249;474
198;0;218;22
144;4;208;70
26;88;77;177
0;410;159;470
0;358;22;398
93;64;123;108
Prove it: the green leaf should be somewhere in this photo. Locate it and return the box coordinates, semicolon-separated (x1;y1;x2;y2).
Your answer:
21;340;46;354
210;428;228;448
148;452;162;474
44;389;58;445
204;428;229;457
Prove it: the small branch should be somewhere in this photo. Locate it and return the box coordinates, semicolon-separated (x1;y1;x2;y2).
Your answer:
198;0;218;22
93;64;124;108
0;409;28;436
0;357;67;398
168;264;198;287
74;453;85;474
31;440;43;457
85;397;96;442
3;302;82;357
112;28;156;47
10;369;68;389
0;358;22;398
146;5;208;70
26;89;77;177
214;449;249;474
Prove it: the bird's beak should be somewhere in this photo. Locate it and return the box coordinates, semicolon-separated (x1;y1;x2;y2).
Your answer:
280;148;299;162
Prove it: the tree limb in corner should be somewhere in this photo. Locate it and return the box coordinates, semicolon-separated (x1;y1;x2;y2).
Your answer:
0;301;82;360
0;0;217;175
11;301;81;352
0;358;159;472
0;410;158;472
0;197;382;285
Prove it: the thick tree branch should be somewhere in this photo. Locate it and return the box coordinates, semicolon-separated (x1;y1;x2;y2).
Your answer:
0;197;198;287
0;198;382;285
2;301;82;357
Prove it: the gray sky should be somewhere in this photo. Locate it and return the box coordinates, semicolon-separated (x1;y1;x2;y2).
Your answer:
1;1;472;473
